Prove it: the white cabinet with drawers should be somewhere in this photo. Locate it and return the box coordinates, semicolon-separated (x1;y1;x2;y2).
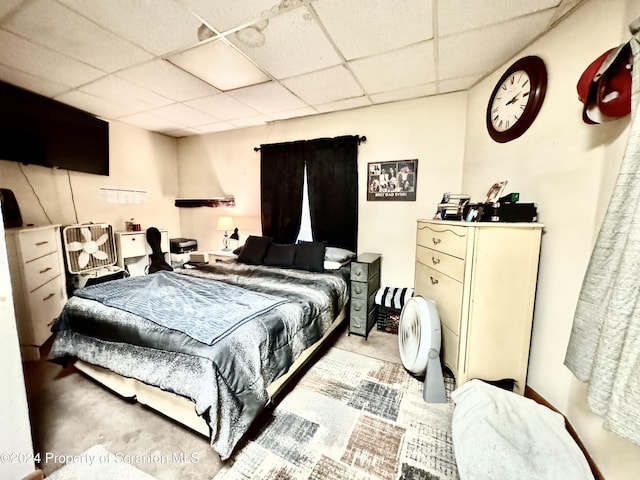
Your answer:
115;230;170;276
5;224;68;361
414;219;543;394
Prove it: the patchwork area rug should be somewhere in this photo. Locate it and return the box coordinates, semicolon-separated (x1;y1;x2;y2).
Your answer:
213;347;458;480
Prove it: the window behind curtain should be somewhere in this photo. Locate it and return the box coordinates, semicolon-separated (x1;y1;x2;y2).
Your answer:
260;135;359;252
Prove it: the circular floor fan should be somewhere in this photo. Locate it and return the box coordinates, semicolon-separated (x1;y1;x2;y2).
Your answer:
398;296;447;403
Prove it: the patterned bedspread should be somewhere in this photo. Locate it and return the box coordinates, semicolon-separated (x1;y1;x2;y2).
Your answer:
48;262;350;460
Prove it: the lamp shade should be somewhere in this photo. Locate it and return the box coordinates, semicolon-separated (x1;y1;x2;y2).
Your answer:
216;216;235;231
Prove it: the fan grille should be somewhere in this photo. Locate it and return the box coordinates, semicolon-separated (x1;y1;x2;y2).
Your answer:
63;224;117;274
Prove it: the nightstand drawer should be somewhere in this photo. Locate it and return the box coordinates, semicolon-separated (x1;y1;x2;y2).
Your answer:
351;274;379;299
351;261;379;282
24;251;61;292
417;222;467;259
349;306;377;336
19;227;58;261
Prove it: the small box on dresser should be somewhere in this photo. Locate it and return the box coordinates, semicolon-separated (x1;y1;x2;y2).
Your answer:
349;253;381;339
5;224;68;361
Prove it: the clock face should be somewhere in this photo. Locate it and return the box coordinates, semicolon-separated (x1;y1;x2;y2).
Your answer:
486;56;547;143
489;69;531;132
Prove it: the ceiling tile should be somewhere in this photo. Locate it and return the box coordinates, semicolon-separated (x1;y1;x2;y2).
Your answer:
282;65;364;105
3;0;152;72
180;0;296;33
314;96;372;114
0;29;106;87
79;76;174;111
58;0;203;55
229;81;307;114
438;0;560;37
438;10;555;80
116;59;220;102
186;94;261;120
230;114;271;128
146;103;220;127
118;111;186;132
267;105;318;120
350;41;435;94
194;121;238;134
313;0;433;60
55;89;137;119
229;6;342;79
0;64;69;98
370;83;437;105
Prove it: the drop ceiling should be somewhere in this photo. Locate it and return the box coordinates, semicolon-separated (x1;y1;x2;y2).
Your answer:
0;0;585;138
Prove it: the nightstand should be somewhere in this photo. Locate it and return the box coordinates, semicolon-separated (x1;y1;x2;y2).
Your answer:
349;253;381;339
115;230;170;276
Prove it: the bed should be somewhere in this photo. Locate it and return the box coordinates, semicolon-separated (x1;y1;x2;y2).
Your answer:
48;238;353;460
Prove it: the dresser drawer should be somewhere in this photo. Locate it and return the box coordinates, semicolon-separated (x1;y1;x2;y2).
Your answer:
28;277;67;345
415;263;463;335
416;222;467;259
24;251;61;292
19;227;58;261
416;245;464;282
118;233;148;257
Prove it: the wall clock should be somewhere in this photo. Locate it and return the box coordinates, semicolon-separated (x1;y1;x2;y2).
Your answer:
486;56;547;143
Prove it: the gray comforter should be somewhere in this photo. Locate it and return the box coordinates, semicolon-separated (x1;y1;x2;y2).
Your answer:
48;261;349;460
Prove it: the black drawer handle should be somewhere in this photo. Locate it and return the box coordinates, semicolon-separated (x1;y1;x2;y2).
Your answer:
39;267;53;274
43;293;55;301
431;257;440;265
35;241;49;246
430;276;439;285
432;237;441;245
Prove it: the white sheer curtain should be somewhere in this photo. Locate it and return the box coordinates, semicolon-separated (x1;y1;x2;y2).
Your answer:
565;21;640;446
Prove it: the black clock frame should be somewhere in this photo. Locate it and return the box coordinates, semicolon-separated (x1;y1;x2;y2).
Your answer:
486;55;547;143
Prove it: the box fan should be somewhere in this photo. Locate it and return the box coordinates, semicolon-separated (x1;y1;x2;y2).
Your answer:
62;224;126;288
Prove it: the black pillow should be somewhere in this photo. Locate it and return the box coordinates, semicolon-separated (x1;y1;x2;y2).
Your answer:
237;235;272;265
263;243;296;268
294;241;326;272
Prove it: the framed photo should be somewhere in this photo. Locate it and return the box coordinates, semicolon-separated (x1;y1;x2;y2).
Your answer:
367;159;418;201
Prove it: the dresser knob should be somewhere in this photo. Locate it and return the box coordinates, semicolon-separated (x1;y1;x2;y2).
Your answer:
43;293;55;301
431;257;440;265
354;304;362;311
39;267;53;274
430;276;439;285
432;237;441;245
354;286;362;294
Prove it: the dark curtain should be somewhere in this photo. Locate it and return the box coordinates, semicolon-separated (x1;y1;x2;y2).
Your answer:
260;135;359;251
260;141;307;243
306;135;359;252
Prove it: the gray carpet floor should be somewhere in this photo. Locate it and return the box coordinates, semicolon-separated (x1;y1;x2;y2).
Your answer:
23;322;401;480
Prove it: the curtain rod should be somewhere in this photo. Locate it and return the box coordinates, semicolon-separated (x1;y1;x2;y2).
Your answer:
253;135;367;152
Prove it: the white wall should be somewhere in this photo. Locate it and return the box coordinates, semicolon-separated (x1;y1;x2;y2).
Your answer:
0;121;181;237
0;207;37;480
178;92;468;284
463;0;640;477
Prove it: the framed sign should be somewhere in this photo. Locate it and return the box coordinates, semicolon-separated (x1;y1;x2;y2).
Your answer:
367;159;418;201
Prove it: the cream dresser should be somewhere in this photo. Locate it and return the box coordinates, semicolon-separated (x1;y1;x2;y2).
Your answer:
414;219;543;394
5;224;68;361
